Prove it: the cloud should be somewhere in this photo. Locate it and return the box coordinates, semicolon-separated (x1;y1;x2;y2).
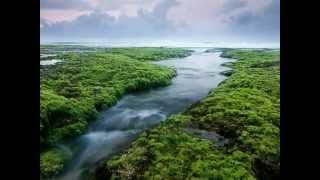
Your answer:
222;0;280;41
222;0;248;11
40;0;92;10
40;0;163;24
41;0;179;40
40;9;92;24
93;0;161;14
40;0;280;43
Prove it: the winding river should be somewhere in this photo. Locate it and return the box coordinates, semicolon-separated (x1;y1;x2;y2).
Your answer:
54;48;234;180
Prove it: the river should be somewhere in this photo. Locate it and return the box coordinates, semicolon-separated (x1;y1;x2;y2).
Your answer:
54;48;234;180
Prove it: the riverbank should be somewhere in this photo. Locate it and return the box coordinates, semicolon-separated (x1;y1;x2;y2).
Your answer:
93;49;280;179
40;47;193;179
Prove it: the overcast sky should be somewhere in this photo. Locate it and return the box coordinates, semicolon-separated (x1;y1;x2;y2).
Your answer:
40;0;279;46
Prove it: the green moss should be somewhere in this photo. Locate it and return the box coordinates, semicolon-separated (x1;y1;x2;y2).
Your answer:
97;122;255;180
95;49;280;179
40;46;192;178
40;149;69;179
40;47;191;147
101;47;193;61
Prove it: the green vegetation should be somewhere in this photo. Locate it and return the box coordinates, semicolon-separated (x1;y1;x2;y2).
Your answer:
40;46;192;178
94;49;280;179
40;44;99;55
40;149;70;179
101;48;192;61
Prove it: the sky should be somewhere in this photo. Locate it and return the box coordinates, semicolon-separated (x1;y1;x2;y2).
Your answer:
40;0;280;47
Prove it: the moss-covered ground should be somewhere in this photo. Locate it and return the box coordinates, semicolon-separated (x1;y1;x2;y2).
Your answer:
93;49;280;180
40;46;192;178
